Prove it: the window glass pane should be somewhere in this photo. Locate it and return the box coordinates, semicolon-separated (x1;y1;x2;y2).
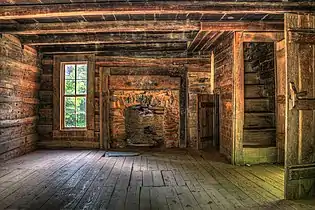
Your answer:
76;96;86;114
76;80;87;94
77;64;87;79
65;65;75;79
65;113;76;127
65;97;76;127
76;113;86;127
65;80;75;95
76;97;86;127
65;97;75;113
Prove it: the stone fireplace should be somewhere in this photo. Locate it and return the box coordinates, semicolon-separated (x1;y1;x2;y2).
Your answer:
125;105;164;146
109;75;180;148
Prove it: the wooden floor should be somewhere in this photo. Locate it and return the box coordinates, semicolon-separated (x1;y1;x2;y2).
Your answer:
0;149;314;210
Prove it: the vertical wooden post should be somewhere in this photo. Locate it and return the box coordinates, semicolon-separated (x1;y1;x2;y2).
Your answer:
233;32;244;165
99;67;104;149
210;51;215;94
276;39;286;163
100;67;110;150
180;69;188;148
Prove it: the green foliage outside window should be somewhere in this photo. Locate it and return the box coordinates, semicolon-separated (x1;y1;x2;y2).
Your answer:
64;63;87;128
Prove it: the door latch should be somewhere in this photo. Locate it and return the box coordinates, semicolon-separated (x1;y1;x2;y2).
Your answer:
289;82;315;110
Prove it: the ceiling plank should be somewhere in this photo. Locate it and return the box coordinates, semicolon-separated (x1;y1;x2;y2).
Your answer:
0;2;314;20
20;32;195;46
187;31;208;52
201;31;225;51
1;21;200;35
201;21;284;32
190;31;213;52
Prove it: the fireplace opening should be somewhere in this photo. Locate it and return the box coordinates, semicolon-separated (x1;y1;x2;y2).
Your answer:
125;104;164;147
143;126;156;135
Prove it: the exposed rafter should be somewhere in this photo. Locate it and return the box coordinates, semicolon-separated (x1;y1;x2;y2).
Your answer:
20;32;196;46
0;21;200;35
187;31;209;52
201;31;226;51
38;42;187;55
0;2;314;19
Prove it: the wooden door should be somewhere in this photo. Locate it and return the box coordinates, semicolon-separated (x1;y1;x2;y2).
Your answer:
198;94;214;149
276;40;286;163
285;13;315;199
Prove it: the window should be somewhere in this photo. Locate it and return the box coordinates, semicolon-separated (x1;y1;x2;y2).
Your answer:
62;63;88;128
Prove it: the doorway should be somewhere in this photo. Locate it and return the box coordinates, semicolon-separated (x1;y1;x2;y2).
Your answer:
197;94;219;150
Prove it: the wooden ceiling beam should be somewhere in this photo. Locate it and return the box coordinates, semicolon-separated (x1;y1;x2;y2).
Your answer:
1;21;199;35
41;50;188;58
20;32;195;46
201;21;284;32
38;42;187;54
0;2;314;19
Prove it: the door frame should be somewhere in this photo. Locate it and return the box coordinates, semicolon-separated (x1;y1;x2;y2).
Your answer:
99;67;110;150
232;32;284;165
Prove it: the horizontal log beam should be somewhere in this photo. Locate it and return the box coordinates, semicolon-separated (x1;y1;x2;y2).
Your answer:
201;22;284;31
39;42;188;56
21;32;195;46
1;21;200;35
0;56;39;73
0;2;314;19
42;50;188;58
0;116;38;128
38;42;187;51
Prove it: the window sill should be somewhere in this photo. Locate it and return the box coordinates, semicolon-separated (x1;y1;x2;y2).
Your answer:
60;128;88;132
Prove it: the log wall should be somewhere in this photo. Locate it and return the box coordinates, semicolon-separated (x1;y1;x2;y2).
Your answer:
213;32;234;161
37;55;210;149
0;34;40;161
187;70;212;148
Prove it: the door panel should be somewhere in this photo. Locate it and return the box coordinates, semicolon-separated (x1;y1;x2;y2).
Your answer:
285;13;315;199
198;94;214;149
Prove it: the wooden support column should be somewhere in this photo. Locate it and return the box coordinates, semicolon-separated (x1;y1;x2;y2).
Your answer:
100;67;110;150
180;67;188;148
233;32;244;165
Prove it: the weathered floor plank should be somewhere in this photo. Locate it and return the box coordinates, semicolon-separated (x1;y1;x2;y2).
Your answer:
0;149;314;210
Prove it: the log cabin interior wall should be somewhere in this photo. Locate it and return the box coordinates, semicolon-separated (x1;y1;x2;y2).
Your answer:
213;32;234;161
37;55;210;149
0;34;40;161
